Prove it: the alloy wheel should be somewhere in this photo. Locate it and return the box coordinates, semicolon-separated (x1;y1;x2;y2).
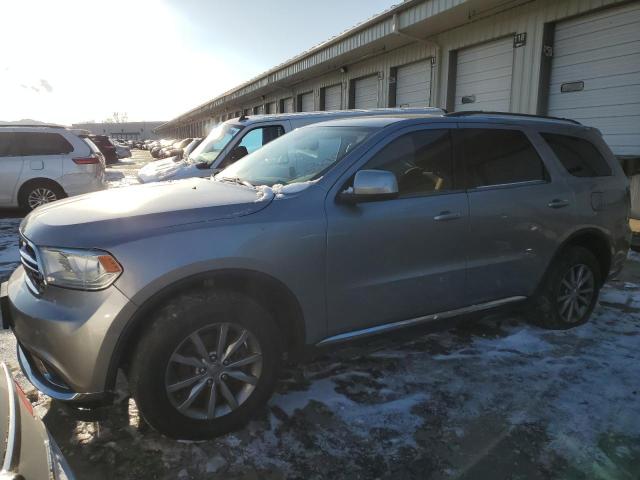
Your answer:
27;187;57;209
557;264;595;324
164;323;263;420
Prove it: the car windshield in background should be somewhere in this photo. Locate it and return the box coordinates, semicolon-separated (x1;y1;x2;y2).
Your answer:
189;123;241;165
217;126;375;187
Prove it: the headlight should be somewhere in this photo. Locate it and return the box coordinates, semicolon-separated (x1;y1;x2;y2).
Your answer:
39;247;122;290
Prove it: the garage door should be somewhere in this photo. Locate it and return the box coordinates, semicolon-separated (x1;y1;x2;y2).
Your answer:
299;92;314;112
354;75;379;109
281;97;294;113
547;2;640;156
454;37;514;112
396;60;431;108
323;84;342;110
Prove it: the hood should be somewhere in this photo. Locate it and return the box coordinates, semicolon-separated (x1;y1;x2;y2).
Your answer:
21;178;271;248
138;158;210;183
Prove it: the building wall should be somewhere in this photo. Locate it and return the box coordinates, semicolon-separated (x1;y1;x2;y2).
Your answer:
157;0;635;144
71;121;166;140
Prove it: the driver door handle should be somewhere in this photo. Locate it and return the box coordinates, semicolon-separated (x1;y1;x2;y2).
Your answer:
548;199;570;209
434;211;462;222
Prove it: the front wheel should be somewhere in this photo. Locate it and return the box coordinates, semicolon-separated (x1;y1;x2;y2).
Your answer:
129;290;281;439
527;246;601;329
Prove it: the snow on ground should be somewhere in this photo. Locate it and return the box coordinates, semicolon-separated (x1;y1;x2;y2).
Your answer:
0;152;639;479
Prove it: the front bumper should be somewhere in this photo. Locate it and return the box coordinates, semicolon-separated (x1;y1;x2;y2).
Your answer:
3;267;136;401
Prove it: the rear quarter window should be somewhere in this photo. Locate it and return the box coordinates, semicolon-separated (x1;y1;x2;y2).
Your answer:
14;132;74;156
541;133;612;177
0;132;16;156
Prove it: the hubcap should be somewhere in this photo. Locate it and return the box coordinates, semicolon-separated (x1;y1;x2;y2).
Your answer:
557;264;595;324
164;323;263;420
28;187;57;209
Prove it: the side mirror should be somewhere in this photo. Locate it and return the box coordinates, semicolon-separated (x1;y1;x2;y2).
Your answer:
337;169;399;204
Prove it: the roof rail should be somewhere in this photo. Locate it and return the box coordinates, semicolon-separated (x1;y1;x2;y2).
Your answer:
0;123;66;129
445;111;582;125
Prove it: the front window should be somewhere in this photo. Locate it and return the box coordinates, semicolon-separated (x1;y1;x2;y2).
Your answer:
218;126;375;187
189;123;242;165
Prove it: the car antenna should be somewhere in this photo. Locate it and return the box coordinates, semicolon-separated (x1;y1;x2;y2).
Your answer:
238;113;248;121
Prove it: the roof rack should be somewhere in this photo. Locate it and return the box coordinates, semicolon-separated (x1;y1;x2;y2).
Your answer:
445;111;582;125
0;124;66;129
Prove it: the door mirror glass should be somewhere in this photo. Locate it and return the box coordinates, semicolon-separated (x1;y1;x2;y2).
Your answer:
339;169;398;203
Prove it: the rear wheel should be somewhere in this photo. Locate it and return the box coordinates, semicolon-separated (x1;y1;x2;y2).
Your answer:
129;290;281;439
19;181;66;211
527;246;601;329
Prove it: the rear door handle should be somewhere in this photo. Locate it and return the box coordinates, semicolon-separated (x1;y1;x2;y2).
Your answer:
434;211;462;222
547;199;570;209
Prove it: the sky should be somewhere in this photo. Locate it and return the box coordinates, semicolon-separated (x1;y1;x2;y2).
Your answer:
0;0;398;125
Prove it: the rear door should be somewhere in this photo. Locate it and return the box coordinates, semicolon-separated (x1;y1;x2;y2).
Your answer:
538;130;628;236
0;132;23;206
14;132;68;183
325;124;469;336
459;125;575;303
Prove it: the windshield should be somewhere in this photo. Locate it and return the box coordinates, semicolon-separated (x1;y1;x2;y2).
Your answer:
189;123;242;165
217;126;374;187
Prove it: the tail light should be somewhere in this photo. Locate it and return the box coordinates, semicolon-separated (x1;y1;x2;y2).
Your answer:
72;154;101;165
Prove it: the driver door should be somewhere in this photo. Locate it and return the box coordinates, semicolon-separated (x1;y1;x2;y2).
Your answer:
324;125;469;336
215;123;287;171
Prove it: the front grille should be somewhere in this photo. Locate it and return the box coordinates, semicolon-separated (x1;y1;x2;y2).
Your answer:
19;236;45;294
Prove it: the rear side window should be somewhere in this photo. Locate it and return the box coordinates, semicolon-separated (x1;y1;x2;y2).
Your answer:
461;129;547;188
0;132;16;156
14;132;74;156
364;129;454;197
541;133;612;177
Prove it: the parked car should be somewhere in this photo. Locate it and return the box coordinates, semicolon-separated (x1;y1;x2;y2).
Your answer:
86;135;119;165
1;112;630;440
158;138;194;159
138;109;443;183
150;139;175;158
0;125;106;211
114;143;132;159
155;138;202;164
0;362;75;479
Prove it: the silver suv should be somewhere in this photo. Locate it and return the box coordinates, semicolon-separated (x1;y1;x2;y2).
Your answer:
0;125;106;210
1;112;630;439
138;109;443;183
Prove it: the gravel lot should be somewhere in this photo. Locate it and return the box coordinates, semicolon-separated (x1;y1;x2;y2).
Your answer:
1;152;639;479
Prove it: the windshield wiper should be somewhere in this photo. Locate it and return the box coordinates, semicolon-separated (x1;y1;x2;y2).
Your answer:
217;176;254;188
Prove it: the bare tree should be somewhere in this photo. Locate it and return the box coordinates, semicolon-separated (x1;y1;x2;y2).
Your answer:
103;112;129;123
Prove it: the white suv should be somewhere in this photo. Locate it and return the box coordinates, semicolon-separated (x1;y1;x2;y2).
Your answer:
0;125;106;210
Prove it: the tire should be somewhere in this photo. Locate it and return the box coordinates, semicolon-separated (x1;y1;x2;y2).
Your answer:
18;180;66;211
527;246;601;329
129;289;281;439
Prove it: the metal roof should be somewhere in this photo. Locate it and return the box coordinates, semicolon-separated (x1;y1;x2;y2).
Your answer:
158;0;472;130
